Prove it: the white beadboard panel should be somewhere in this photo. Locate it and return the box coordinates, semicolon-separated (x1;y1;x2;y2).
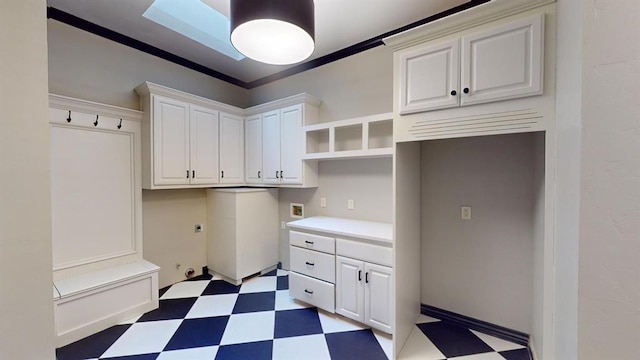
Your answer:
50;124;137;270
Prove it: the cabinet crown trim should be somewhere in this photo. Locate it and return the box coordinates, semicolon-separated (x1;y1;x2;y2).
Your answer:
49;94;143;122
383;0;554;50
244;93;322;116
134;82;244;115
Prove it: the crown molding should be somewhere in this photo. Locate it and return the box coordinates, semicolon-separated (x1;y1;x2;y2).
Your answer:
49;94;143;122
244;93;322;115
134;82;244;115
383;0;556;51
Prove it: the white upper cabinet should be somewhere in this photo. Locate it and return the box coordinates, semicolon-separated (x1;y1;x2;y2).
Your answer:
461;14;544;106
261;110;281;184
152;95;190;185
189;105;219;185
244;114;263;184
219;112;244;184
399;13;544;115
280;105;304;184
400;39;460;113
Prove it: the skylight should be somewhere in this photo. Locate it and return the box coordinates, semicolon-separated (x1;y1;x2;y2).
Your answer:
143;0;245;61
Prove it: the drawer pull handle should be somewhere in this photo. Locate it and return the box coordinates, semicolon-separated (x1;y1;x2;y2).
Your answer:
358;270;362;281
304;241;314;245
305;261;315;267
366;272;369;284
304;289;314;295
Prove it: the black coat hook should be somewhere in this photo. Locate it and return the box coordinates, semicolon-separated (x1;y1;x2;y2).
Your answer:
117;119;122;129
94;115;99;127
67;111;72;123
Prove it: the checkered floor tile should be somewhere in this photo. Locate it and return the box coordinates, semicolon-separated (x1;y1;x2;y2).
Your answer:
56;269;391;360
397;315;531;360
56;270;530;360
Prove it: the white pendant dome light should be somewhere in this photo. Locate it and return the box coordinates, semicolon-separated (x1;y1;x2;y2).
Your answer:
230;0;315;65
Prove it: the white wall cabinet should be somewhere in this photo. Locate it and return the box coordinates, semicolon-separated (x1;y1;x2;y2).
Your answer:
245;95;321;187
399;13;544;114
136;82;245;189
219;112;244;184
245;114;263;184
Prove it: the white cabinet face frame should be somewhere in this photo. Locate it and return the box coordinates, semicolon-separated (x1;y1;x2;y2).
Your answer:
152;95;190;185
261;110;281;184
189;105;219;185
245;114;263;184
219;113;245;184
399;39;460;114
461;14;544;106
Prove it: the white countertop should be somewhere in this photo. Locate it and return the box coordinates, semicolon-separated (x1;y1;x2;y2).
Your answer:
287;216;392;244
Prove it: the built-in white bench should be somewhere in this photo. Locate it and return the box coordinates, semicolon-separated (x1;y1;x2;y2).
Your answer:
53;260;159;347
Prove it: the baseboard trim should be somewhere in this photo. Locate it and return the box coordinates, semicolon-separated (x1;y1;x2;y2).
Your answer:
421;304;529;347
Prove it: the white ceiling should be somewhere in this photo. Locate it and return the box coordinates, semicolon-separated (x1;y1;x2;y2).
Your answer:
47;0;473;86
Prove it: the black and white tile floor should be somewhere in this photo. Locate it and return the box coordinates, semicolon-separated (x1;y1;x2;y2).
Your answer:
56;270;530;360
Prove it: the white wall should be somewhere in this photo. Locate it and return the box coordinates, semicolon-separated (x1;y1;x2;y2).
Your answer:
0;1;55;359
420;133;538;333
47;21;249;287
142;190;208;288
578;1;640;359
278;157;393;268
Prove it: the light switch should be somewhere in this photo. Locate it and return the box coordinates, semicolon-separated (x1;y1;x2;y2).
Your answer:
461;206;472;220
320;197;327;207
348;199;355;210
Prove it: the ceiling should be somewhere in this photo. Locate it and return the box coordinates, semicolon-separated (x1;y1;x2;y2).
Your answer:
47;0;481;88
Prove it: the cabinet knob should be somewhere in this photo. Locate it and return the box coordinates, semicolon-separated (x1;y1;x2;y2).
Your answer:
450;90;457;96
463;87;470;94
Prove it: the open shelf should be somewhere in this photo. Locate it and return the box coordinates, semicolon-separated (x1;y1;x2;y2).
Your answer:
302;113;393;160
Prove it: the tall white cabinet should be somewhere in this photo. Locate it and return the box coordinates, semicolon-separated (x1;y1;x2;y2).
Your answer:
219;112;244;184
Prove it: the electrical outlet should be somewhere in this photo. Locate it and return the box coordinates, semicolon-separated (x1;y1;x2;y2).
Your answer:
195;224;203;233
320;197;327;207
348;199;355;210
281;221;286;230
461;206;472;220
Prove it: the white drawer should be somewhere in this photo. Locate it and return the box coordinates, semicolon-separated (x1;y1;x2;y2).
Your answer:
290;231;335;254
336;238;393;267
289;272;335;313
290;246;335;283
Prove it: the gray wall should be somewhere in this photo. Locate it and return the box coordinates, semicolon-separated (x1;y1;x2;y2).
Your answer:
578;1;640;359
1;1;55;358
420;133;538;333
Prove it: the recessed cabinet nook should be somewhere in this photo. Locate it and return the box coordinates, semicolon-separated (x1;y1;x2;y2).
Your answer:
385;0;558;359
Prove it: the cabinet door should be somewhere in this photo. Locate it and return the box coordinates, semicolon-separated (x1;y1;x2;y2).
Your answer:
399;39;460;114
245;114;263;184
219;113;244;184
261;110;281;184
153;95;190;185
335;256;364;323
461;14;544;106
364;263;393;334
280;105;303;184
189;105;219;185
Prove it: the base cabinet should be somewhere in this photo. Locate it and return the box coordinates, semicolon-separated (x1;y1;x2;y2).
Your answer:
336;256;393;334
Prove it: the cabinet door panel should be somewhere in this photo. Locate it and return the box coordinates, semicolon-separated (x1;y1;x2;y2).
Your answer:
461;14;544;106
280;105;303;184
364;263;393;334
219;113;244;184
190;105;219;185
245;115;263;184
153;95;190;185
399;39;460;114
262;110;281;184
335;256;364;322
